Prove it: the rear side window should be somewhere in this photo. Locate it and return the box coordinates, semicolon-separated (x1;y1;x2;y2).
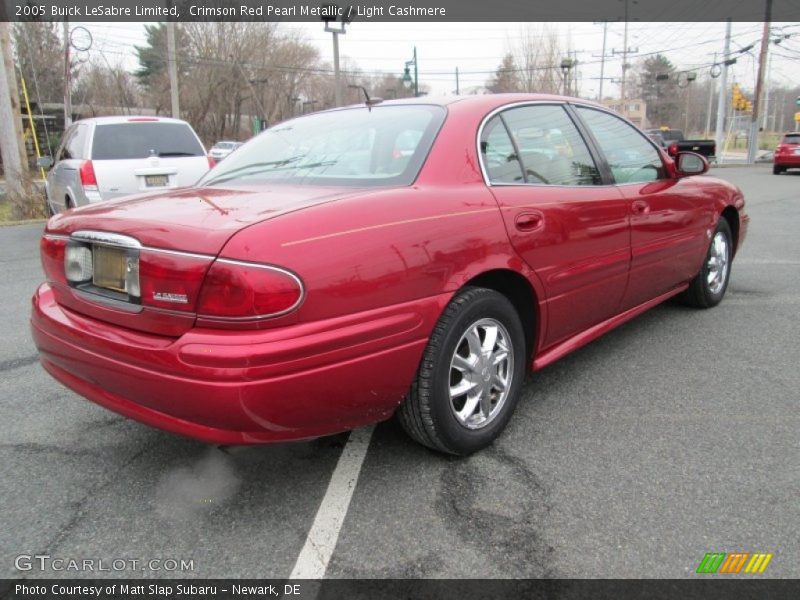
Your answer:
91;122;205;160
480;104;600;186
59;124;89;160
480;116;524;184
782;134;800;144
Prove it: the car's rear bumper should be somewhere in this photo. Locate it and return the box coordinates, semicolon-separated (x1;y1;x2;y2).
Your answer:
31;283;444;444
774;154;800;167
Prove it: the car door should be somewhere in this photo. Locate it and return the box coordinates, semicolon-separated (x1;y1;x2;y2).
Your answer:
481;103;631;348
574;106;710;310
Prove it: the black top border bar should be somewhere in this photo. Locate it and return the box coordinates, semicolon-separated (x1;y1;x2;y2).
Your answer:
2;0;800;22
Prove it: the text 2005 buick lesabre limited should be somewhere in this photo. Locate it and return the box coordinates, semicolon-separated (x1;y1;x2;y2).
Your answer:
31;94;748;455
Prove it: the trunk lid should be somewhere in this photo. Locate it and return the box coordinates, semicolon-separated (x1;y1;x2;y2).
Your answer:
47;184;365;255
43;184;367;336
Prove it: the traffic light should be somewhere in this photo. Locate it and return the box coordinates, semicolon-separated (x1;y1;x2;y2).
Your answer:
731;84;751;111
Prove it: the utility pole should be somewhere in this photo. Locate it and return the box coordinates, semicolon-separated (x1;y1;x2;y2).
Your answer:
596;21;609;101
762;49;771;130
0;22;30;219
747;0;772;164
167;22;180;118
620;0;629;103
63;21;71;127
455;67;459;95
714;19;731;161
704;54;716;137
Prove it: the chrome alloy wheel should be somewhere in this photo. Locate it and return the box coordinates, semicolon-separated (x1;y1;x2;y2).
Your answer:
448;317;514;430
706;231;730;295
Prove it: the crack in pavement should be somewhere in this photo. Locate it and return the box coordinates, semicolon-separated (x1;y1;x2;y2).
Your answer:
0;354;40;373
36;445;151;557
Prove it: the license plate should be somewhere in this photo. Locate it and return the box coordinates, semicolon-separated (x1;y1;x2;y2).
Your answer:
145;174;168;187
92;246;128;293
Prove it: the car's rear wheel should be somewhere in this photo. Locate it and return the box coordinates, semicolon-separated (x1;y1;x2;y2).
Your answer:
680;218;733;308
773;165;784;175
397;287;527;455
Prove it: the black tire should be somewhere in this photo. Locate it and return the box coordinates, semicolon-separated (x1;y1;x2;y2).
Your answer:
397;287;527;455
679;218;733;309
773;165;783;175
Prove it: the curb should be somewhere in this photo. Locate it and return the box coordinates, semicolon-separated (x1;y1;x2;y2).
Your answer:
0;218;47;227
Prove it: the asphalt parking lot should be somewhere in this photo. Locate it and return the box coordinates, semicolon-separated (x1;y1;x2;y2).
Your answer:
1;165;798;580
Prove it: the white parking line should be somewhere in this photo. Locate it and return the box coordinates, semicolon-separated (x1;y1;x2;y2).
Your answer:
289;424;375;579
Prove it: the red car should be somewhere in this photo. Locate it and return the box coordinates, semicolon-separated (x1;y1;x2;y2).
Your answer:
31;95;749;455
773;132;800;174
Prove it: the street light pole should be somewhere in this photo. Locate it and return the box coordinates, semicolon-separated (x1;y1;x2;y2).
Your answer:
323;9;351;107
332;30;341;107
402;47;418;97
413;47;418;97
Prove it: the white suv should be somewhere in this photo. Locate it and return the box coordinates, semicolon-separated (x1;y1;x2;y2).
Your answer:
42;116;212;214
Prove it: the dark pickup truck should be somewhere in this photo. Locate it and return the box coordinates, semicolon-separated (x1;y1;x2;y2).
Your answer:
646;128;716;162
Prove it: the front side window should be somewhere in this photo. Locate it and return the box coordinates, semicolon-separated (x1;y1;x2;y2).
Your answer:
200;105;445;188
57;125;80;161
576;107;666;184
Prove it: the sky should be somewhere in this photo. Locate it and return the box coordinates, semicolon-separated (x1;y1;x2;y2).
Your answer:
71;21;800;99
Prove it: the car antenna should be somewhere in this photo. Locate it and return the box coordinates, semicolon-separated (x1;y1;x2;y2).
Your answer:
348;84;383;111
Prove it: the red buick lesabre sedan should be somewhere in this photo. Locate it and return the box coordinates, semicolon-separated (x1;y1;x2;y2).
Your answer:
31;95;749;455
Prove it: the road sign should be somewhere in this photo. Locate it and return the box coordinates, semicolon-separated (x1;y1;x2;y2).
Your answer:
795;112;800;122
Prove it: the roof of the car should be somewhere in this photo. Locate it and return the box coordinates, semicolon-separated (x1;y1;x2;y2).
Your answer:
76;116;190;126
332;93;607;111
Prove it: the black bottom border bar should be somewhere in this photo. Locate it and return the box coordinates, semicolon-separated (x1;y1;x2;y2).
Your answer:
2;579;800;600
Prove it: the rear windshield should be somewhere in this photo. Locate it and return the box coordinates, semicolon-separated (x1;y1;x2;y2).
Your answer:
200;105;446;188
782;134;800;144
213;142;236;149
91;122;205;160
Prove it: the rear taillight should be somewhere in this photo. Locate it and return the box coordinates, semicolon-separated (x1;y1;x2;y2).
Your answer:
138;251;212;312
196;259;303;323
207;156;217;169
40;236;68;285
79;160;98;190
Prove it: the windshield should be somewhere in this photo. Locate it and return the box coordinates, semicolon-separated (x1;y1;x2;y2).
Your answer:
92;122;205;160
200;105;445;188
782;134;800;144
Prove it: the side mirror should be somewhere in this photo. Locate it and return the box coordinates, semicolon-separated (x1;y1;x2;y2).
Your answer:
36;156;54;169
675;152;708;177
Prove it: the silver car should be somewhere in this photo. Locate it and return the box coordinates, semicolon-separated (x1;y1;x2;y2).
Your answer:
43;116;211;214
208;140;243;161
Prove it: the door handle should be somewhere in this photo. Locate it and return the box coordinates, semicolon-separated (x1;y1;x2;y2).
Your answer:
631;200;650;215
515;212;544;231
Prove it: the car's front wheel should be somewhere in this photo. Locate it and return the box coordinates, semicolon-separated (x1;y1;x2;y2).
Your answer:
680;218;733;308
397;287;527;455
773;165;783;175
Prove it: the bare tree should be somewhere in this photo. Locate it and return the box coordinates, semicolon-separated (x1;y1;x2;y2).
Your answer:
512;25;563;94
